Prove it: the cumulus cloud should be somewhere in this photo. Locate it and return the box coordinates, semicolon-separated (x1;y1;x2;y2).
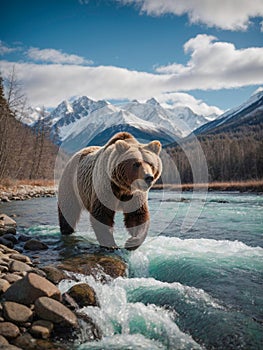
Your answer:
0;41;18;55
0;35;262;108
27;47;93;65
156;34;263;90
0;60;165;107
119;0;263;30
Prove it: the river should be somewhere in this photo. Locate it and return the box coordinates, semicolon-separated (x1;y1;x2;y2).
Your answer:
0;190;262;349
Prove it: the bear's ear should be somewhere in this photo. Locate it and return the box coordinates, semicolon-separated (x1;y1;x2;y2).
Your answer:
116;140;130;153
145;141;162;155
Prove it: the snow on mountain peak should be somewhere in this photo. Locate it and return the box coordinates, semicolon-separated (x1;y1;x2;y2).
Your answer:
29;94;222;151
146;97;160;106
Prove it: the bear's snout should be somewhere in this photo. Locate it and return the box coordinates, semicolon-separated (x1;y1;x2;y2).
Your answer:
144;174;154;186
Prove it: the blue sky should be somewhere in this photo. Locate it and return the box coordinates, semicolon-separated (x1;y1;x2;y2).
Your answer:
0;0;263;115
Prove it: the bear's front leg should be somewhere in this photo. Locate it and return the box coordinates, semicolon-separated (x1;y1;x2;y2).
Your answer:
124;203;150;250
90;198;118;249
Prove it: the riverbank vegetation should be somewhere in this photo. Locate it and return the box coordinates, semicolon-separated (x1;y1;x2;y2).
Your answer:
0;72;59;180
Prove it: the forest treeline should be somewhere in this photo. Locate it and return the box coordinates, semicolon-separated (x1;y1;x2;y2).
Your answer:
0;72;59;181
163;121;263;184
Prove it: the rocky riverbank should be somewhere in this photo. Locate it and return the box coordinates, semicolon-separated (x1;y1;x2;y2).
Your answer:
0;213;127;349
0;185;56;202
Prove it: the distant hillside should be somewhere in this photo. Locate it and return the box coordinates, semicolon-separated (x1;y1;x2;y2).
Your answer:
0;77;59;180
194;90;263;135
163;91;263;184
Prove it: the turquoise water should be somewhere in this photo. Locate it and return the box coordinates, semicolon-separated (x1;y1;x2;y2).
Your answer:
1;191;262;349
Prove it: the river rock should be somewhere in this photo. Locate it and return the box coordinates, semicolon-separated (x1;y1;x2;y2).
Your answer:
0;214;16;228
0;322;20;339
0;214;17;240
9;254;32;264
67;283;99;307
0;278;10;293
41;266;68;284
11;333;36;350
3;272;62;305
24;239;48;251
9;260;32;274
35;297;78;328
13;332;67;350
30;320;54;339
57;254;127;280
2;301;33;325
0;265;8;273
3;274;22;284
0;238;14;249
0;334;9;345
0;245;17;254
0;345;22;350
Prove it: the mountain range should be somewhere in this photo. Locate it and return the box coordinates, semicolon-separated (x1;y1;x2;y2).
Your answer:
194;89;263;136
30;89;263;153
33;96;216;153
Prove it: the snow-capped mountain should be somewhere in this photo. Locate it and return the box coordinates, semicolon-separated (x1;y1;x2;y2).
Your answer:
49;96;108;141
60;103;177;153
195;90;263;135
30;95;218;153
122;98;210;136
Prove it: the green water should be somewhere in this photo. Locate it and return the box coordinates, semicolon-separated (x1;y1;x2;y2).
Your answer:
1;191;262;349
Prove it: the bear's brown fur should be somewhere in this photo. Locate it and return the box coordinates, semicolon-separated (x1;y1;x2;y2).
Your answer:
58;132;162;250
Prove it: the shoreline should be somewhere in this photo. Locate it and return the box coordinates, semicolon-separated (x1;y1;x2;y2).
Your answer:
0;179;263;203
0;184;56;202
153;180;263;193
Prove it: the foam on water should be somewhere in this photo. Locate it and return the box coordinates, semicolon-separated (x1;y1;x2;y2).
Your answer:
115;277;223;309
129;236;263;279
59;274;203;350
79;334;165;350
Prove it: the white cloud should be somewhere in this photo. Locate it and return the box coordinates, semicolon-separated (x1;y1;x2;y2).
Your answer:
156;92;223;116
27;47;93;65
119;0;263;30
156;34;263;90
0;41;18;55
0;60;165;107
0;35;262;108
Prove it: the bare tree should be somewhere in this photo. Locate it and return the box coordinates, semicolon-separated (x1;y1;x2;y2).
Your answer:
5;65;28;121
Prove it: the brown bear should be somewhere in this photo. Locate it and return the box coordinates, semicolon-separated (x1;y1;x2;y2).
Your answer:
58;132;162;250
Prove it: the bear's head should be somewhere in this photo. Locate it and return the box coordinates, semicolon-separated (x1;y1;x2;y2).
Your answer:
108;135;162;194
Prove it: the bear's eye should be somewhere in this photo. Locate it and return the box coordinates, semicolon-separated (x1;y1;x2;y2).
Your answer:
133;161;141;168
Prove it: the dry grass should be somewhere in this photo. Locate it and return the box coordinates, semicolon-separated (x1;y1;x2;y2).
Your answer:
154;179;263;192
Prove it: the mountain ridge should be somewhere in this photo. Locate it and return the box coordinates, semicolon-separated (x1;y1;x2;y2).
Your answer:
194;90;263;135
35;95;217;152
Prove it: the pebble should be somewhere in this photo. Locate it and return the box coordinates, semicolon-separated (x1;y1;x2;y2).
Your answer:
4;272;62;305
0;279;10;293
41;266;68;285
0;334;9;345
9;261;32;274
3;274;22;284
35;297;78;328
0;322;20;339
2;302;33;325
67;283;99;308
30;320;54;339
23;239;48;251
0;186;55;203
0;212;128;348
9;254;32;264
